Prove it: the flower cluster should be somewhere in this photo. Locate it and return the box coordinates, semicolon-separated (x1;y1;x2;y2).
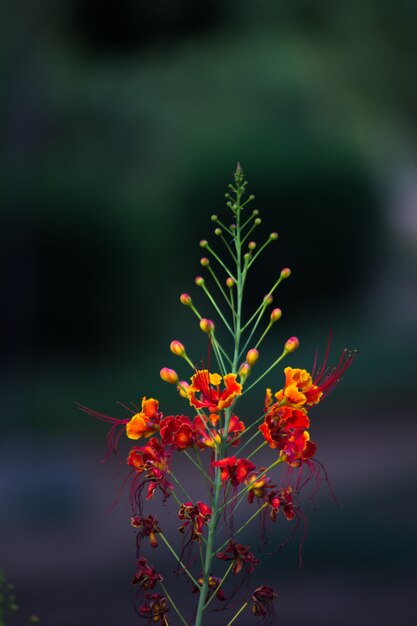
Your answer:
85;166;354;626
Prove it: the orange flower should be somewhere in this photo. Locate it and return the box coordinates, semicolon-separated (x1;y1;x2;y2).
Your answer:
259;406;315;467
126;397;162;440
187;370;242;413
273;367;322;409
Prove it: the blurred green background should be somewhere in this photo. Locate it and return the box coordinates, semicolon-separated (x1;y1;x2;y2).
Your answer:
1;1;417;625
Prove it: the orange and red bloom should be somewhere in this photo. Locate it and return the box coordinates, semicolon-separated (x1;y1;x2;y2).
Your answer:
127;438;173;501
187;370;242;413
126;397;162;440
212;456;256;487
160;415;196;450
178;501;212;541
216;540;259;575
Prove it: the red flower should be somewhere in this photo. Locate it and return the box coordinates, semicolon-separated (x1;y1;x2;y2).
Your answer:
216;540;259;575
259;407;316;467
193;413;245;449
211;456;256;487
127;438;172;501
131;515;160;548
139;593;169;625
251;585;277;619
187;370;242;413
277;486;296;521
132;557;163;589
178;501;212;541
160;415;196;450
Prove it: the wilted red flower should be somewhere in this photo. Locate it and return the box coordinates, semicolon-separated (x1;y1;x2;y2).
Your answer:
127;438;172;501
193;574;226;601
132;557;163;589
216;540;259;575
187;370;242;413
251;585;277;619
178;501;212;541
131;514;160;548
277;486;296;521
211;456;256;487
160;415;196;450
139;592;169;625
245;471;276;504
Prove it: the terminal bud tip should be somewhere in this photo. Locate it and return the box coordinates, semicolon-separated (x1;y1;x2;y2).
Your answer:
270;308;282;323
170;340;186;357
160;367;179;384
246;348;259;366
284;337;299;353
195;276;205;287
281;267;291;279
199;318;215;334
180;293;192;306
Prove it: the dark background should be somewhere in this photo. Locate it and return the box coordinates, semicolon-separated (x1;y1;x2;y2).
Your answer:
1;1;417;625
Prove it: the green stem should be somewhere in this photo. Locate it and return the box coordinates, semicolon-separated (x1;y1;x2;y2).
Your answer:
216;502;268;553
203;561;234;609
247;440;267;460
225;601;249;626
205;243;236;282
183;449;213;484
159;581;189;626
202;284;234;336
159;533;199;588
242;349;287;395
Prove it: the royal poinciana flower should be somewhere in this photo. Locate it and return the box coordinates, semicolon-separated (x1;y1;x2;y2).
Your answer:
139;593;169;625
251;585;277;620
193;574;226;601
212;456;256;487
178;501;212;541
187;370;242;413
131;515;161;549
193;413;245;449
127;438;173;501
132;557;163;589
126;397;162;440
217;540;259;575
160;415;196;450
259;405;316;467
277;486;296;521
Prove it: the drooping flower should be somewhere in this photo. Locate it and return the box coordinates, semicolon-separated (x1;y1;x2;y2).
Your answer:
187;370;242;413
251;585;277;620
211;456;256;487
193;575;226;601
178;501;212;541
127;438;173;501
132;557;163;589
131;514;160;548
160;415;196;450
216;540;259;575
277;486;296;521
245;471;276;504
139;593;169;625
126;397;162;440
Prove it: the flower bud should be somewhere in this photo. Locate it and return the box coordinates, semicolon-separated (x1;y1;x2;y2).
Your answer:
270;308;282;323
200;318;215;334
170;340;185;357
199;240;208;248
269;232;278;241
255;218;261;225
214;228;222;236
195;276;205;287
238;362;251;383
263;293;273;305
284;336;299;353
248;241;256;250
160;367;179;384
280;267;291;279
180;293;192;306
252;209;259;216
200;257;209;267
246;349;259;366
211;214;218;222
226;277;234;288
177;381;190;398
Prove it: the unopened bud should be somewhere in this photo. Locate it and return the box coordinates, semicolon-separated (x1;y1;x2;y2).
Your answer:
177;381;190;398
230;224;236;230
239;362;251;383
284;336;299;353
180;293;192;306
270;308;282;323
195;276;205;287
200;318;215;334
170;340;185;357
246;349;259;366
214;227;222;236
255;218;261;225
200;257;209;267
211;214;218;221
226;277;234;288
244;252;251;261
199;240;208;248
252;209;259;216
248;241;256;250
281;267;291;279
263;294;273;305
160;367;179;384
269;232;278;241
